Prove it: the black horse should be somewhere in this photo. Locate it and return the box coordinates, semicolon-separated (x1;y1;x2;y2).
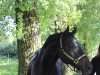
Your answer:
27;26;92;75
90;44;100;75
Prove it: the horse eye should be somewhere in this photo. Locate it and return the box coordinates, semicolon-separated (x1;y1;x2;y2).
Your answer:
67;44;73;48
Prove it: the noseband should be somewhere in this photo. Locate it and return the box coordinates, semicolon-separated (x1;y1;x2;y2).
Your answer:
60;33;86;65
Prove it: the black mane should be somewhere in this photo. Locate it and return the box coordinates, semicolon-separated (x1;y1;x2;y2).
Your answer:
42;33;62;49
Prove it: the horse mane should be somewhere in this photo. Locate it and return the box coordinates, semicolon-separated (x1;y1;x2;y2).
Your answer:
30;33;62;63
42;33;62;49
33;33;62;59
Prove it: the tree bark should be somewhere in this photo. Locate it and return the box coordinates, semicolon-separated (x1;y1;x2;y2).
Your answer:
15;0;41;75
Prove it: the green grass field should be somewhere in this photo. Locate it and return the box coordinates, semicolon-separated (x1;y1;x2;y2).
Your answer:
0;56;18;75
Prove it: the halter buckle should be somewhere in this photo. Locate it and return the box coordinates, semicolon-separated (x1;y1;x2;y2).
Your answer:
60;49;64;52
74;59;79;64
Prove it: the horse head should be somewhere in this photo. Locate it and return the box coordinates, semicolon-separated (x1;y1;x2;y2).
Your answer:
59;26;93;75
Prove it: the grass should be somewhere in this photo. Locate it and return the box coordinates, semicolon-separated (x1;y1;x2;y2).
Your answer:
0;56;18;75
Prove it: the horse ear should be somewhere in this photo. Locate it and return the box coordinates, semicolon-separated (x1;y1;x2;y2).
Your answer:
99;44;100;51
71;26;77;35
64;26;69;33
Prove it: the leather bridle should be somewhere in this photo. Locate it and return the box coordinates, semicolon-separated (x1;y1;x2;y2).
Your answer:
60;33;87;65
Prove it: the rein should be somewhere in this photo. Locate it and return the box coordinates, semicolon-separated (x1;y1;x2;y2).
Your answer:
60;33;86;71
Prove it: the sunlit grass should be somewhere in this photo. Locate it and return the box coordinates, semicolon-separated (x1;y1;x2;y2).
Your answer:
0;56;18;75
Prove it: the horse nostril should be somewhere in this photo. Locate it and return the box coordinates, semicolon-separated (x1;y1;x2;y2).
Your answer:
87;64;93;74
88;64;93;70
88;66;91;69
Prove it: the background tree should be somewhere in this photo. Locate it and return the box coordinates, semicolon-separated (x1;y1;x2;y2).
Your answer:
15;0;41;75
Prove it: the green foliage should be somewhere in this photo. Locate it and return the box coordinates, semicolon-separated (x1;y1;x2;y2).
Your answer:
16;12;23;39
0;0;99;57
0;0;86;43
0;0;15;19
15;0;39;39
16;1;33;11
0;0;15;44
77;0;100;55
38;0;85;43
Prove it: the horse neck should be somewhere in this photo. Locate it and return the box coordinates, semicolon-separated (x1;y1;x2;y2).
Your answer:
40;39;60;74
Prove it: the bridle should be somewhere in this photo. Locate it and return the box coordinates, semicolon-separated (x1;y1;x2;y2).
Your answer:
60;33;87;71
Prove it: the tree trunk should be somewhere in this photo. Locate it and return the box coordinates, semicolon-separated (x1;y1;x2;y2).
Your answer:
15;0;41;75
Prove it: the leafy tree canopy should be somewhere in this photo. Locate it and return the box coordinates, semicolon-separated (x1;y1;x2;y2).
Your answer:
0;0;100;56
